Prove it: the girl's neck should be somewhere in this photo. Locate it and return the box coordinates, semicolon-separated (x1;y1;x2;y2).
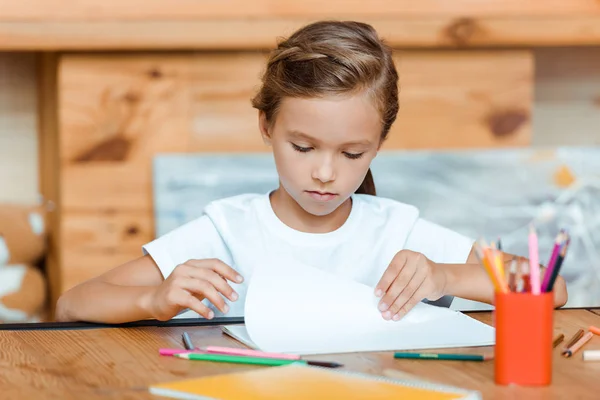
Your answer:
269;187;352;234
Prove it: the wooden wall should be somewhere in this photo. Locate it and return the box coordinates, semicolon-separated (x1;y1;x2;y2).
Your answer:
534;47;600;146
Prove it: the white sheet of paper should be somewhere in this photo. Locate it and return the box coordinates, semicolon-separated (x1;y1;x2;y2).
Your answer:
229;260;494;355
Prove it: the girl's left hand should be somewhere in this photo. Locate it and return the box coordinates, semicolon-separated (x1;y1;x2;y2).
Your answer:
375;250;447;321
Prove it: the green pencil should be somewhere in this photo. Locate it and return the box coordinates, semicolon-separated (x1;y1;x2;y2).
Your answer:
394;352;492;361
174;352;308;366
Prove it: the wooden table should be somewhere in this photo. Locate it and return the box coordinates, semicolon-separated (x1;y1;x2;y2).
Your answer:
2;310;600;399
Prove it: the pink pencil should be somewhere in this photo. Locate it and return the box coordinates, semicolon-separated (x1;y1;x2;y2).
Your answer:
528;224;541;295
159;348;201;356
204;346;300;360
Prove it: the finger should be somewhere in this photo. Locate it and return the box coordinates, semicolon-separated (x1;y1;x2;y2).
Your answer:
179;278;229;314
391;286;428;321
194;268;239;302
173;289;214;319
375;252;408;298
386;265;428;317
185;259;244;284
186;296;215;319
379;260;416;315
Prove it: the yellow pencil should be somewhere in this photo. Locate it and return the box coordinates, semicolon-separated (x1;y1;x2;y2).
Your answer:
484;247;509;293
493;250;505;281
474;241;508;293
474;241;499;291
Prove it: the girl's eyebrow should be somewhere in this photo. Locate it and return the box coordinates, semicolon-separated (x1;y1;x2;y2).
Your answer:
287;130;372;146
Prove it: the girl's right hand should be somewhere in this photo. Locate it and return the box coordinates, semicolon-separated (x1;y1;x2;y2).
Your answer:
145;259;243;321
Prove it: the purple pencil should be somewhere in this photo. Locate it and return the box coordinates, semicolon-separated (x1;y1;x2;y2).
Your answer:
541;232;564;292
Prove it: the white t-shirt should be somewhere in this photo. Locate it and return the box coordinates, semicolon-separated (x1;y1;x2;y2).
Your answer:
142;192;474;318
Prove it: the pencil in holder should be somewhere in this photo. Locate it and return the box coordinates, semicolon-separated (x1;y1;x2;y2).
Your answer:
494;291;553;386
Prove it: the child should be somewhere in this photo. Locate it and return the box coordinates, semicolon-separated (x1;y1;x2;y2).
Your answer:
56;21;567;324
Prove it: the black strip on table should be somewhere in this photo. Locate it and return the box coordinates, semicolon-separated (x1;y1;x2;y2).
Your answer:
0;317;245;331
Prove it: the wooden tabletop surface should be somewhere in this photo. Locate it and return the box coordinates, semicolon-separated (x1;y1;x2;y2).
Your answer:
2;309;600;399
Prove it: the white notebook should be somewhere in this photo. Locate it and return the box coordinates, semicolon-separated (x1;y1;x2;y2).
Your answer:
223;261;494;355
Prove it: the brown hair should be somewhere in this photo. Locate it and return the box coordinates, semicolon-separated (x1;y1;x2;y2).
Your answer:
251;20;399;196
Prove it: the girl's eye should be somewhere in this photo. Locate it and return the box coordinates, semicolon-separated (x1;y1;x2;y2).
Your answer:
344;152;364;160
291;143;312;153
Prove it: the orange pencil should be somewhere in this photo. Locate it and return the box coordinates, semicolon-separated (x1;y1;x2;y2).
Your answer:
563;329;585;351
589;326;600;336
483;247;509;293
562;331;594;358
474;241;501;292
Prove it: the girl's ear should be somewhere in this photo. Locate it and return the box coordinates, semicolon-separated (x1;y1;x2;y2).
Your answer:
258;111;272;146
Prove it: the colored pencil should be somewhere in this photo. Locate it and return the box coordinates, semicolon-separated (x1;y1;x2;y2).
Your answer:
562;331;594;358
564;329;585;350
175;352;342;368
492;249;506;284
478;240;509;293
541;232;564;292
515;259;524;292
528;224;541;295
159;348;198;356
520;260;530;293
175;352;306;366
394;352;492;361
182;332;195;351
546;235;570;292
589;326;600;336
553;334;565;348
474;241;501;292
203;345;300;360
508;257;517;292
303;360;344;368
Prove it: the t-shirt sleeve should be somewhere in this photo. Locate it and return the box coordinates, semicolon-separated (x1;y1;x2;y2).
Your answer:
405;218;474;265
142;215;232;280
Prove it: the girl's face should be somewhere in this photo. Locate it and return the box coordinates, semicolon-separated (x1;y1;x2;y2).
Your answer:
259;92;382;217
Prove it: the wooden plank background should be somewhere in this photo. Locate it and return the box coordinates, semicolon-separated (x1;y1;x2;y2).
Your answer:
2;17;600;50
534;47;600;146
2;0;600;50
1;0;599;20
56;50;532;291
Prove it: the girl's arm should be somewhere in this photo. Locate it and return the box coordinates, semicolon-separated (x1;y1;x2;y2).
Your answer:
442;246;568;307
55;255;243;324
376;247;568;321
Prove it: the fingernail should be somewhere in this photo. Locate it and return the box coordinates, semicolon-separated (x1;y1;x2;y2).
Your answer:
236;275;244;283
231;292;238;301
207;311;214;319
382;311;392;320
375;289;383;297
392;314;401;321
223;304;229;313
378;302;388;311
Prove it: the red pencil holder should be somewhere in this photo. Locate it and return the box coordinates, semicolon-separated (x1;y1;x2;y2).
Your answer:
494;291;554;386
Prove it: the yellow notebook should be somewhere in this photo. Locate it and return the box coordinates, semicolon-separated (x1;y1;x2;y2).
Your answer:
149;364;481;400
